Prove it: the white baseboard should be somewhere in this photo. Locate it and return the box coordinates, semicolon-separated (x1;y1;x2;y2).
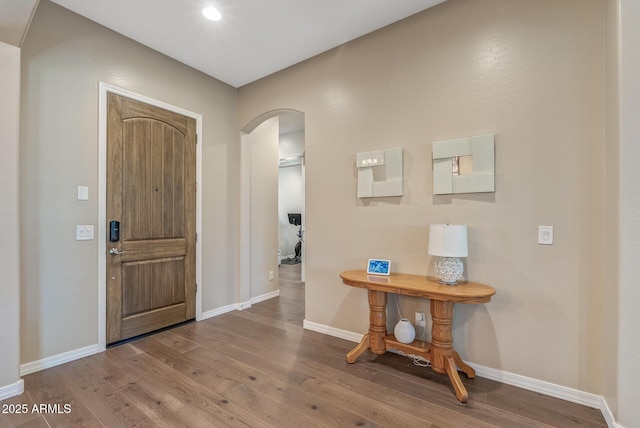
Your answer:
0;379;24;401
469;363;603;409
251;290;279;304
303;319;363;343
200;290;280;321
20;344;100;377
599;397;623;428
303;322;622;428
469;363;623;428
200;303;239;320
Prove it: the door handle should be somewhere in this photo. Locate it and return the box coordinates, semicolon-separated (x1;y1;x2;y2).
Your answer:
109;248;126;256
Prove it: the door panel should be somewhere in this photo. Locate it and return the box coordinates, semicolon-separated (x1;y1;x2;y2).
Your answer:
122;258;185;316
107;93;196;344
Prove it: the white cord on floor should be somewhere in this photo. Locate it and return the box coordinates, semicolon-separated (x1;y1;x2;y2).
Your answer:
393;349;432;368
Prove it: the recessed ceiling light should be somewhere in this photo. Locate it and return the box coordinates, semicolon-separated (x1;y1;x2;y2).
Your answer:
202;6;222;21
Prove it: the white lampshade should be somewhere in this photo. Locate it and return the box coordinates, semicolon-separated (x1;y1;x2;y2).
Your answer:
428;224;468;257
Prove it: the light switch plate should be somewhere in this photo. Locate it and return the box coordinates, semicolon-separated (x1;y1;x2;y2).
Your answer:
538;226;553;245
77;186;89;201
76;225;95;241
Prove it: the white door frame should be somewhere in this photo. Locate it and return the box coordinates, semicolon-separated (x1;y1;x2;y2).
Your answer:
97;82;203;350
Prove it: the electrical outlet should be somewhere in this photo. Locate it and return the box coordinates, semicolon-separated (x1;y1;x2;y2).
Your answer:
415;311;426;328
538;226;554;245
269;271;274;281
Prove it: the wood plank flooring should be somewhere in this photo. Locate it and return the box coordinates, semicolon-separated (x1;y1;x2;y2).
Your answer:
1;264;607;427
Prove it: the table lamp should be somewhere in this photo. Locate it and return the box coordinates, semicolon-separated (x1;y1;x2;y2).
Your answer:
428;224;468;285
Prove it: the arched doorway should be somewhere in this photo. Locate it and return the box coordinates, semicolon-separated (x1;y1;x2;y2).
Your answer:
239;110;305;316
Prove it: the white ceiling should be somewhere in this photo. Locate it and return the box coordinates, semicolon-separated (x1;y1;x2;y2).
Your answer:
1;0;445;88
0;0;38;47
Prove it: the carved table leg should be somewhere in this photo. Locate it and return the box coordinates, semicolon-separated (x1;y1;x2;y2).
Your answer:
452;350;476;378
445;355;469;402
367;290;387;355
346;334;369;363
430;300;470;402
345;290;387;363
429;300;454;374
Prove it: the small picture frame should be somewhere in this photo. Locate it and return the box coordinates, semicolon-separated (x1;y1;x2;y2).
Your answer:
367;259;391;275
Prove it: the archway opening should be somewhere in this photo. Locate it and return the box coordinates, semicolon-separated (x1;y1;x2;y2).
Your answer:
239;110;306;323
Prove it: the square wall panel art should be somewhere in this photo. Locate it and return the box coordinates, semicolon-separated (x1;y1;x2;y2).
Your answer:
357;147;403;198
432;134;495;195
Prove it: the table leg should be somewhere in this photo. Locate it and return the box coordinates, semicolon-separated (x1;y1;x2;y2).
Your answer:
346;334;369;363
345;289;387;363
430;300;470;402
452;350;476;378
429;300;454;374
367;289;387;355
445;355;469;402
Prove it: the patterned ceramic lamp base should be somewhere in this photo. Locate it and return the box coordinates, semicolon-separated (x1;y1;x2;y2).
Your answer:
434;257;464;284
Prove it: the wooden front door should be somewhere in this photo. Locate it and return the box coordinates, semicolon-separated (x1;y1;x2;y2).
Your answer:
106;93;196;345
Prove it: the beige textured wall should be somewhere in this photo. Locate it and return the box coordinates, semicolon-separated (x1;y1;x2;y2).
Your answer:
249;117;280;297
0;42;21;392
239;0;606;393
20;0;238;364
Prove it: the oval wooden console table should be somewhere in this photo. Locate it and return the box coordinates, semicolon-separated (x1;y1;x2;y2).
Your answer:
340;270;495;402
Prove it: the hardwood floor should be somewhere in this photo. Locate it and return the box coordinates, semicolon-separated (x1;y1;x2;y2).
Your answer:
2;263;607;427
